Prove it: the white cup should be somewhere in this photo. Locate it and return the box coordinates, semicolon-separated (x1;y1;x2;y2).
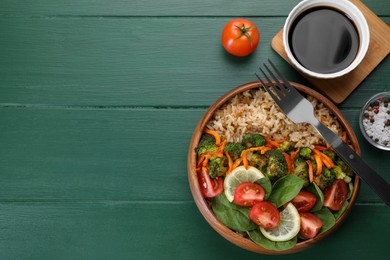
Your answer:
283;0;370;79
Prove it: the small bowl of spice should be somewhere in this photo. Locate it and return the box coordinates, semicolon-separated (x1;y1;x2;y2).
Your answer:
359;92;390;151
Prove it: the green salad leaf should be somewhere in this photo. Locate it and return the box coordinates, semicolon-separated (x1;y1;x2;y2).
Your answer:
268;175;304;208
255;177;272;200
211;193;257;232
247;229;297;251
306;182;324;212
334;201;349;220
312;207;336;234
347;181;354;200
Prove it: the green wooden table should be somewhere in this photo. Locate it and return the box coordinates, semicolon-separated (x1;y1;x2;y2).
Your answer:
0;0;389;259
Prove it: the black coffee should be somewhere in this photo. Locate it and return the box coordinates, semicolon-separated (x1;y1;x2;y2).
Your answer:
289;7;359;74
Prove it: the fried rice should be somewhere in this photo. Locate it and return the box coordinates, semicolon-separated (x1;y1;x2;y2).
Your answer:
206;89;343;148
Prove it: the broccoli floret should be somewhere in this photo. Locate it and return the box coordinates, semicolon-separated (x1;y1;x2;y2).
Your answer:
208;156;228;178
248;152;268;173
335;159;353;177
299;147;312;160
266;150;287;182
242;133;265;148
292;157;309;187
315;167;335;190
195;134;218;156
322;150;336;161
279;141;293;152
224;142;245;161
331;160;352;182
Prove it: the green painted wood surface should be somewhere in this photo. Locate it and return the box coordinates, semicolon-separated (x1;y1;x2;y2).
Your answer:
0;0;389;259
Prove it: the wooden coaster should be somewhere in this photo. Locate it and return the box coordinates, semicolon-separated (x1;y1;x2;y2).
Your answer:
271;0;390;104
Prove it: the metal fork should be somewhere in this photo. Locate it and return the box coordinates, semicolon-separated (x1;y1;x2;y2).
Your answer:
255;59;390;207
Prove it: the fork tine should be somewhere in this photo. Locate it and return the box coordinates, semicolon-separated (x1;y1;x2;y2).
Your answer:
254;70;281;105
258;67;283;99
267;59;297;94
263;63;288;96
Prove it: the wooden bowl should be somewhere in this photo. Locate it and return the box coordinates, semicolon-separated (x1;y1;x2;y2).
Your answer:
187;81;360;254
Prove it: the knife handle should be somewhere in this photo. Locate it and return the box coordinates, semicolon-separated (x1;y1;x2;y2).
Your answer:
314;121;390;207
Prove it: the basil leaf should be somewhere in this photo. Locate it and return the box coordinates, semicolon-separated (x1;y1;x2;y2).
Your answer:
211;193;257;232
247;229;297;251
306;182;324;212
312;207;336;234
268;175;304;208
255;177;272;200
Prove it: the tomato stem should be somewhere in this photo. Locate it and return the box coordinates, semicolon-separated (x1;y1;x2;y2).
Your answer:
234;24;256;46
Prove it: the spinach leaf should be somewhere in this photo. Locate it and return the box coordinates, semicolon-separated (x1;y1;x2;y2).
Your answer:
306;182;324;212
347;182;354;200
268;175;304;208
211;193;257;232
333;201;349;220
255;177;272;200
312;207;336;234
247;229;297;251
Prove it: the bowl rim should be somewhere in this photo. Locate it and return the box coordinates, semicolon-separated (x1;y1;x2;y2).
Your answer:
359;91;390;151
187;81;361;254
282;0;370;79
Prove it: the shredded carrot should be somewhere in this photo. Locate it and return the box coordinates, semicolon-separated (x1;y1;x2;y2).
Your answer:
307;160;314;183
283;152;292;174
204;129;221;146
217;139;227;153
242;150;250;170
342;131;347;143
246;146;271;155
197;154;208;167
276;138;288;143
264;136;282;148
314;145;328;151
320;115;328;124
320;153;335;168
290;148;300;162
260;146;272;154
233;158;242;169
313;149;335;169
313;154;322;175
225;151;233;174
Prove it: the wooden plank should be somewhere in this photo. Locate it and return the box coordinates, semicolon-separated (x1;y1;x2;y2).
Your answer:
0;108;202;201
0;17;388;108
0;0;389;16
0;108;388;203
0;202;387;259
0;0;300;16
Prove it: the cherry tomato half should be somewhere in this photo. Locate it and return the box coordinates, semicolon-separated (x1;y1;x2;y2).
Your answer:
323;179;348;211
291;190;317;212
299;212;323;239
234;182;265;207
197;167;224;198
221;18;260;57
248;201;280;229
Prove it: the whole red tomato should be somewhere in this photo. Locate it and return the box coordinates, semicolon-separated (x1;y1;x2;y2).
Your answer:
221;18;260;57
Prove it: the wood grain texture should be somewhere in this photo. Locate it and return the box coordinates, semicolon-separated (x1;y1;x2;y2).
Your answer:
0;0;389;258
271;0;390;103
0;203;388;260
0;108;388;203
0;17;388;108
0;0;389;16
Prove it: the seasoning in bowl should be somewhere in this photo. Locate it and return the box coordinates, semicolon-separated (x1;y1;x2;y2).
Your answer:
361;94;390;149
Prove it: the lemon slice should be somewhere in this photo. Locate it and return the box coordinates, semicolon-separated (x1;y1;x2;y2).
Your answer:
260;203;300;242
224;166;265;202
